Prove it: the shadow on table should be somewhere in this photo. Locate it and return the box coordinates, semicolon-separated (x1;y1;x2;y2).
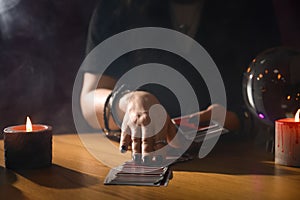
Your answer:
0;166;27;200
170;139;300;176
0;166;17;185
14;164;100;189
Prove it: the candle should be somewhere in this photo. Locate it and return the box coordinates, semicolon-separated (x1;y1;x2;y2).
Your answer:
3;117;52;169
275;109;300;167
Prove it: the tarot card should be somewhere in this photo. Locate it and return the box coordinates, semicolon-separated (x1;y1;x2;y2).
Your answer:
104;161;172;186
172;115;228;142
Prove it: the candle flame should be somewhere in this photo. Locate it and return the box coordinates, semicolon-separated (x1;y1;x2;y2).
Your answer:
26;116;32;132
295;109;300;122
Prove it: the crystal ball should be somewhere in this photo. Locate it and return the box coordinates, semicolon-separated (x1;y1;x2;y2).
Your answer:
242;47;300;126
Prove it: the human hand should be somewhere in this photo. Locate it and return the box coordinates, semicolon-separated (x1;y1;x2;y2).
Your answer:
188;104;240;131
117;91;177;165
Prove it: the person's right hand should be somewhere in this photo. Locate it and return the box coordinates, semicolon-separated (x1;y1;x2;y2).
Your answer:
117;91;177;165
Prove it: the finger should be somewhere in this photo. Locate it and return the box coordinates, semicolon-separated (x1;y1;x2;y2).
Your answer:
198;109;212;123
140;104;167;165
141;125;155;164
131;126;142;163
119;130;131;153
152;122;168;164
119;112;131;153
167;119;190;149
147;104;167;137
166;117;178;145
188;113;200;125
152;114;169;150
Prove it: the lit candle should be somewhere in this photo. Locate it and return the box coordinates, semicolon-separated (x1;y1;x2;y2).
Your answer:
3;117;52;169
275;109;300;167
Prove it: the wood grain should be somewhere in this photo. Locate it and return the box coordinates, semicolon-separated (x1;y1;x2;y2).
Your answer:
1;134;300;200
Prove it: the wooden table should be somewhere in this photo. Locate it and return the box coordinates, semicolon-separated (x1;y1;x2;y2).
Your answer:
1;133;300;200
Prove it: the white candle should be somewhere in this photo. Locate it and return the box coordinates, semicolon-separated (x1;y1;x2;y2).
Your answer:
275;109;300;166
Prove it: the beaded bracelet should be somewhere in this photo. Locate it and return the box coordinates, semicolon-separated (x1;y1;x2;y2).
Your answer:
102;84;131;139
110;84;132;128
102;92;121;139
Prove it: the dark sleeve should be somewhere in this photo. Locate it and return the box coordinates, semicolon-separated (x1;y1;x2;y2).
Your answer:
83;0;130;76
86;0;126;54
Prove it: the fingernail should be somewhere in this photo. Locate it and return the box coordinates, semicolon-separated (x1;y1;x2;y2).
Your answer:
120;145;127;153
132;154;141;164
154;155;163;165
142;155;151;165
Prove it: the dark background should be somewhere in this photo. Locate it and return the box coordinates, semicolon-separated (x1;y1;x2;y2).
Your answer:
0;0;299;135
0;0;98;134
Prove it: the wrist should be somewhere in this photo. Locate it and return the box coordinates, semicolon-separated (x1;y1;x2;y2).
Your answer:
110;84;132;128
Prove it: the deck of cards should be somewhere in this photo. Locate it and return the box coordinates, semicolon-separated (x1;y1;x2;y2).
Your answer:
104;115;228;186
104;161;172;186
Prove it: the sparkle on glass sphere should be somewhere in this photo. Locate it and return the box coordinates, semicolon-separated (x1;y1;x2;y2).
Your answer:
242;47;300;126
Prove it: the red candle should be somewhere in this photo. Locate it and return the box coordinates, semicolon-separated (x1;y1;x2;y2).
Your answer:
275;109;300;167
3;117;52;169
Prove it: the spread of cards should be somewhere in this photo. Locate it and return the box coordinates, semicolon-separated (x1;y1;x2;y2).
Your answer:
104;161;172;186
104;116;228;186
172;116;228;143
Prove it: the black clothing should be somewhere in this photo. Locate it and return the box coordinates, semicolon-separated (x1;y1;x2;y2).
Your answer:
84;0;280;119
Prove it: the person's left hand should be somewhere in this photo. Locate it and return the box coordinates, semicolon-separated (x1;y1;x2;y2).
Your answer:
187;104;240;131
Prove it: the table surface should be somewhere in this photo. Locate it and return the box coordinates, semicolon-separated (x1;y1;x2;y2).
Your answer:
1;133;300;200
